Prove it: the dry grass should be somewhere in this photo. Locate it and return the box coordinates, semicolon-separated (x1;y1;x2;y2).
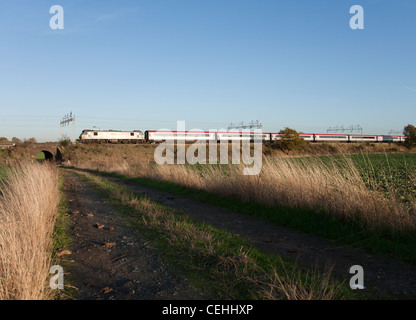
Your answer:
64;143;416;234
61;141;410;166
122;157;416;233
249;263;342;300
0;162;60;300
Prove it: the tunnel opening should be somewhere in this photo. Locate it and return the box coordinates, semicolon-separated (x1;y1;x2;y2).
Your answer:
35;150;54;162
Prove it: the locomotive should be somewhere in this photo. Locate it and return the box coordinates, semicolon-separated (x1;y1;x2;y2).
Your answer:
79;129;144;143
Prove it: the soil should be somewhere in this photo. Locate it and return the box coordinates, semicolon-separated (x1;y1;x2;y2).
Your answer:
60;168;416;300
60;170;200;300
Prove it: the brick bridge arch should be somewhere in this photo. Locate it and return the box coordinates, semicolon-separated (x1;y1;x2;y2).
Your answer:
28;143;62;161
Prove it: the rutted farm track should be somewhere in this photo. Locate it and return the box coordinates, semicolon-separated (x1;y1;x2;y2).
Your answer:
60;168;416;300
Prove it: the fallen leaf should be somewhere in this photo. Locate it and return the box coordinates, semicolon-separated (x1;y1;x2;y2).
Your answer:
101;287;113;294
57;250;72;257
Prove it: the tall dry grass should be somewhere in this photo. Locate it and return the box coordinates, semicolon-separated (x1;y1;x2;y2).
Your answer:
65;144;416;234
0;162;60;300
123;157;416;233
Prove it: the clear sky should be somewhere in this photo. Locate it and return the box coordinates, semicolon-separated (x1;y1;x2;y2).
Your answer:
0;0;415;142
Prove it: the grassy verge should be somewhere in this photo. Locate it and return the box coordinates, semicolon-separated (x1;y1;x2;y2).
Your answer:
52;173;72;256
69;168;364;300
50;172;77;299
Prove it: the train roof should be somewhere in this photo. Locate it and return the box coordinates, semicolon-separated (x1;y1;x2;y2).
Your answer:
82;129;142;132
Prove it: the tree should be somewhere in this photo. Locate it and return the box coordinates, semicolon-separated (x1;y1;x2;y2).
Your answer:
25;137;37;144
11;137;22;144
403;124;416;149
276;127;306;153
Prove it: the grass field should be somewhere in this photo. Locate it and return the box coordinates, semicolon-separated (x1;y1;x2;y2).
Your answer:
2;142;414;299
285;153;416;206
61;144;416;230
351;153;416;201
60;142;416;263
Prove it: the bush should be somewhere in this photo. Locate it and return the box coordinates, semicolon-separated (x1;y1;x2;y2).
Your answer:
276;127;306;153
59;136;72;147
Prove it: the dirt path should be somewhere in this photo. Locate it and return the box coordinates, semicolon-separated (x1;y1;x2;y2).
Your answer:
60;170;200;300
83;170;416;300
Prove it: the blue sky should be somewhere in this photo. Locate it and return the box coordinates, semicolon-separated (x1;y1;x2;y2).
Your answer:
0;0;415;141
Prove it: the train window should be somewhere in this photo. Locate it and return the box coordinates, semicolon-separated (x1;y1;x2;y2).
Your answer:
130;132;134;136
319;136;347;139
94;132;98;136
352;136;375;139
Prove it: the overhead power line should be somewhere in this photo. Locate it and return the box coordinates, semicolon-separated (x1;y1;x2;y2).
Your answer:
60;112;76;141
327;124;363;135
228;120;263;131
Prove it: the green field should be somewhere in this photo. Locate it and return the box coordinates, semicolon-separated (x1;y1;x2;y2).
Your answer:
315;153;416;203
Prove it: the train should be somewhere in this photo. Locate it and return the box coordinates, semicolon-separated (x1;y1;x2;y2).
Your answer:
79;129;406;144
79;130;145;143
